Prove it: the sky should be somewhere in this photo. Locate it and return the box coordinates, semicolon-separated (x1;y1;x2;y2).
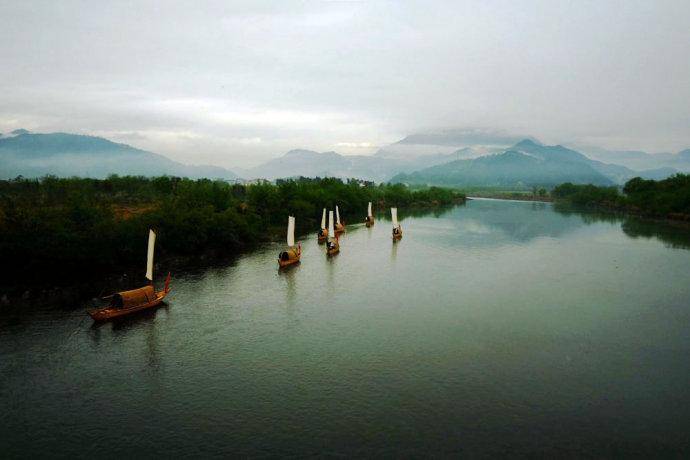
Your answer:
1;0;689;168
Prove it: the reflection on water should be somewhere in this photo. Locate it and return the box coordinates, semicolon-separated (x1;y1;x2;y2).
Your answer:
377;204;458;222
621;219;690;250
553;202;690;250
2;198;690;457
279;264;299;310
391;237;398;263
412;198;590;249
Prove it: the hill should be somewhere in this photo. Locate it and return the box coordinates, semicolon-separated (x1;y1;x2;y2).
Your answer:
244;148;459;182
392;140;614;188
392;140;680;188
0;132;238;180
372;129;527;160
570;144;690;172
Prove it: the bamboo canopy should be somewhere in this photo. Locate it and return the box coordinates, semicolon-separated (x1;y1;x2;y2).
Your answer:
111;285;155;308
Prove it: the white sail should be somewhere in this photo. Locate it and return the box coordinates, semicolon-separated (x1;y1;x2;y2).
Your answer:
391;208;398;227
367;202;372;217
145;229;156;281
336;205;341;225
321;208;326;229
287;216;295;247
328;210;335;237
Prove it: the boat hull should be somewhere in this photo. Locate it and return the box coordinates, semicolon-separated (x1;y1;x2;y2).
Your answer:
365;217;374;227
335;223;345;234
89;290;167;321
278;256;300;267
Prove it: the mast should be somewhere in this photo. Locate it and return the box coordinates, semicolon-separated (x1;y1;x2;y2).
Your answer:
391;208;398;228
328;210;335;239
287;216;295;247
321;208;326;230
336;205;341;225
145;229;156;281
368;202;372;217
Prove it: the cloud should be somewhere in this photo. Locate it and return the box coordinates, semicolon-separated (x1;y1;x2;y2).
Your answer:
335;142;375;149
1;0;689;167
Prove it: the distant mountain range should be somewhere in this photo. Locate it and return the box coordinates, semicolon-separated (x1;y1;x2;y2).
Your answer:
0;129;685;188
240;130;538;181
372;128;526;160
391;140;680;188
567;144;690;172
240;148;463;182
0;132;238;180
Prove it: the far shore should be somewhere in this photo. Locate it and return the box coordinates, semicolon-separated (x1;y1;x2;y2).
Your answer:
467;194;553;203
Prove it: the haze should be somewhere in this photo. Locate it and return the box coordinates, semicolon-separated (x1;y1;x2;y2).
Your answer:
1;0;689;168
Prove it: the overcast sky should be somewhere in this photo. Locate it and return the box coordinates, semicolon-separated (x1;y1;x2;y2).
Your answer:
1;0;689;168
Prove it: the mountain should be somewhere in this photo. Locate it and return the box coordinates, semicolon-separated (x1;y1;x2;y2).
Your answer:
395;129;532;147
635;167;680;181
245;138;679;185
0;132;238;180
678;149;690;161
373;129;529;160
508;140;679;183
244;148;460;182
569;144;690;172
245;130;531;182
392;140;614;188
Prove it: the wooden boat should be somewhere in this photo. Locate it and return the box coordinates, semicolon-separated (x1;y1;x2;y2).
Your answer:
334;205;345;234
317;208;328;243
326;210;340;256
279;216;301;267
89;229;171;321
365;201;375;227
391;207;403;240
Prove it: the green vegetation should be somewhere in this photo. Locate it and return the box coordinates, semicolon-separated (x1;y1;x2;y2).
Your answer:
0;175;464;291
552;174;690;219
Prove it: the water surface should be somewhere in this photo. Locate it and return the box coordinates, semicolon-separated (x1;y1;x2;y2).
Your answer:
2;199;690;457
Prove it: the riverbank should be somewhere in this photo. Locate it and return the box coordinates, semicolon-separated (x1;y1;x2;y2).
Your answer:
0;176;464;309
552;174;690;223
468;193;552;203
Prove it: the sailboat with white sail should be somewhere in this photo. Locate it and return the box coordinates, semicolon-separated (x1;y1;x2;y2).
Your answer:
365;201;375;227
88;229;171;321
391;207;402;240
317;208;328;243
279;216;301;267
326;210;340;256
334;205;345;234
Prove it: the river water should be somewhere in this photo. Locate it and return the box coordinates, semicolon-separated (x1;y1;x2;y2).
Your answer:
2;198;690;457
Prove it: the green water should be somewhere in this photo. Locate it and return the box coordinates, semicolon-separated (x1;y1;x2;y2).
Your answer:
2;198;690;457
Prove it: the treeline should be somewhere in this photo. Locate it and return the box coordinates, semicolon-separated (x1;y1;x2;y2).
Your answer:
0;175;464;290
552;174;690;219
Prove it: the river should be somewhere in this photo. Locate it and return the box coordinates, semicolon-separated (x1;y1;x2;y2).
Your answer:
2;198;689;457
